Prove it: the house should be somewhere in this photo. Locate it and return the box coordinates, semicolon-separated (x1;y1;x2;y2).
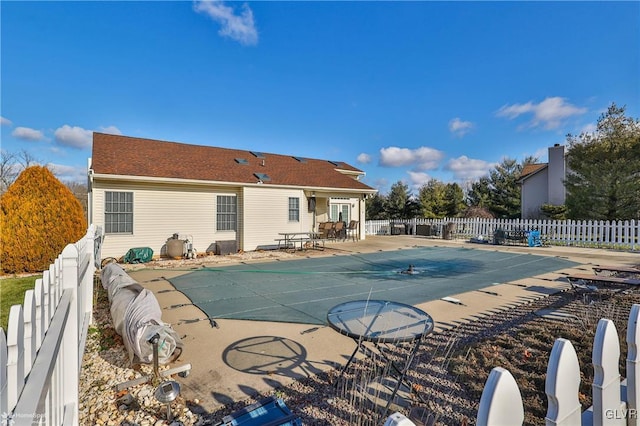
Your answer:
88;133;377;259
518;144;566;219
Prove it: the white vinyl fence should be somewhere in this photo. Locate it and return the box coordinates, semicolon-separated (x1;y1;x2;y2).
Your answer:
1;225;103;426
366;218;639;250
477;304;640;426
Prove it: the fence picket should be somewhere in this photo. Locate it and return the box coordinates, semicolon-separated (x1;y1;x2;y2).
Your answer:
34;279;44;350
23;289;36;377
477;367;524;425
42;271;50;333
592;319;626;425
366;218;638;249
545;338;581;425
7;305;25;413
476;305;640;425
626;305;640;426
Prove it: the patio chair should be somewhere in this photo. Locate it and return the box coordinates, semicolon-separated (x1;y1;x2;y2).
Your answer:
333;221;346;240
319;222;335;239
346;220;359;241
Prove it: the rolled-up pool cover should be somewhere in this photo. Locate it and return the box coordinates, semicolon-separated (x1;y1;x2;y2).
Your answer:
100;263;183;365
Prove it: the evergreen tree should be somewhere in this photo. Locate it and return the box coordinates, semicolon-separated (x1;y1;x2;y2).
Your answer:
466;176;491;208
565;104;640;220
365;193;388;220
444;182;465;217
417;179;448;218
487;158;523;219
386;181;411;219
404;197;422;219
0;166;87;273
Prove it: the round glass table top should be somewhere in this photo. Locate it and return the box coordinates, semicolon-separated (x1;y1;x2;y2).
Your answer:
326;300;434;343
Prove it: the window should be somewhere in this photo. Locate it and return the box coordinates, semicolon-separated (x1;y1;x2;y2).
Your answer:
288;197;300;222
217;195;237;231
330;202;350;223
105;191;133;234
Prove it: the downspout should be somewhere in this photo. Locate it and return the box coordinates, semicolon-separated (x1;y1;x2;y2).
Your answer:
87;158;93;225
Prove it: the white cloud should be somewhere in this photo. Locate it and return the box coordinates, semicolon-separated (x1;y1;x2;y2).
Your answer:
448;117;474;137
99;125;122;135
54;125;93;149
407;171;431;188
47;163;87;183
12;126;45;141
496;97;587;130
444;156;495;181
194;0;258;46
357;153;371;164
379;146;444;171
1;116;12;126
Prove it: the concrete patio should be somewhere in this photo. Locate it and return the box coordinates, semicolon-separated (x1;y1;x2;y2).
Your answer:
126;235;640;413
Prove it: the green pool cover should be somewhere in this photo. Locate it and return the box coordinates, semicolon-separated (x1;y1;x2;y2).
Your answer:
168;246;577;325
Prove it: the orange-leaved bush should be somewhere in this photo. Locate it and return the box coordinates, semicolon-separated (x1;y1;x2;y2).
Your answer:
0;166;87;274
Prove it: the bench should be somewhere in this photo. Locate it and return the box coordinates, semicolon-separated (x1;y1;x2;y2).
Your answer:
566;273;640;291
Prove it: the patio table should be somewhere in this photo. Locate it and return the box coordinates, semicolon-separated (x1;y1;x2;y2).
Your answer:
277;232;323;251
327;299;434;416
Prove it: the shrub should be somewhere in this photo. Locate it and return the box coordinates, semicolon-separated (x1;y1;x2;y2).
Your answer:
462;206;495;219
0;166;87;273
540;203;568;220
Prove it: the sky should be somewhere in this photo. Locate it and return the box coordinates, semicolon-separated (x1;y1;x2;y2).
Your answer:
1;1;639;195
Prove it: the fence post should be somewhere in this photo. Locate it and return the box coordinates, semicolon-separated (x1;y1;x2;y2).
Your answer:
82;226;96;326
627;304;640;426
592;318;626;425
477;367;524;426
545;338;582;425
61;244;79;424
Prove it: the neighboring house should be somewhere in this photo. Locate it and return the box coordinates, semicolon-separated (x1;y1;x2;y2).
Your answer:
89;133;377;259
518;144;566;219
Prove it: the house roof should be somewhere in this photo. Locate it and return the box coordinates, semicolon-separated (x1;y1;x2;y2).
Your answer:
519;163;547;182
91;133;376;192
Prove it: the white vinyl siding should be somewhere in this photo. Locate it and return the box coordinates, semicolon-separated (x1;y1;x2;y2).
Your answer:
242;187;311;250
92;180;239;259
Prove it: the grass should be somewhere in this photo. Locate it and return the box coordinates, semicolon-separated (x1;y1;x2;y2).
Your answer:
0;275;41;331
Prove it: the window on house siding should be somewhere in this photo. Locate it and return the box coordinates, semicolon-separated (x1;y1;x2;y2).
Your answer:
217;195;237;231
288;197;300;222
105;191;133;234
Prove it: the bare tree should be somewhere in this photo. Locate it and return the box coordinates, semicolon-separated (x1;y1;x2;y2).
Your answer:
63;180;88;217
16;148;40;168
0;149;19;194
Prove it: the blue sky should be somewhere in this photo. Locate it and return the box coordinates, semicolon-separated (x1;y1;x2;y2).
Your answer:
2;1;639;194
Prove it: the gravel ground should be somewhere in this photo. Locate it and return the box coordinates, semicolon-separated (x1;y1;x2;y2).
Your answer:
80;252;640;426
